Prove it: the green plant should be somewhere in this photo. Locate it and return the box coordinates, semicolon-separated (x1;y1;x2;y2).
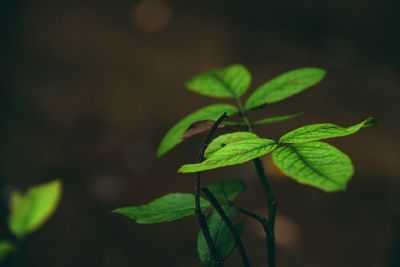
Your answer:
114;64;376;266
0;179;62;263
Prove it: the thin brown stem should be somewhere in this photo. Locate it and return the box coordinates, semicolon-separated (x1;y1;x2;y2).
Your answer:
194;113;228;267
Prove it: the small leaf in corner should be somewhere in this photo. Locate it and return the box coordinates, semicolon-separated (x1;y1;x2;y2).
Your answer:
8;179;62;239
0;241;14;261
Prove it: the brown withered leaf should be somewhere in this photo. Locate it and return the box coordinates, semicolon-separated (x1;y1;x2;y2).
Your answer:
183;120;226;139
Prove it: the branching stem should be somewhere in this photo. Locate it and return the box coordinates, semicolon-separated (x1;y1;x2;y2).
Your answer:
194;113;228;267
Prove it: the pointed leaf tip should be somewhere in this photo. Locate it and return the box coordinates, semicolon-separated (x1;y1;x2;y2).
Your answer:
245;67;326;110
279;117;377;144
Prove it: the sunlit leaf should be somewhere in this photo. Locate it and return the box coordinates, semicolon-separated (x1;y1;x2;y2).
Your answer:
204;132;259;158
0;241;14;262
245;67;326;109
206;179;246;204
254;113;303;126
272;142;353;192
186;64;251;99
113;193;210;224
198;205;243;266
280;117;377;143
179;138;277;173
8;179;62;238
157;104;238;158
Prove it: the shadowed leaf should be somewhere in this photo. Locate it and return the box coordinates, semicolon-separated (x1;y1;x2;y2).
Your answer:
198;205;243;266
157;104;238;158
183;120;225;139
206;179;246;204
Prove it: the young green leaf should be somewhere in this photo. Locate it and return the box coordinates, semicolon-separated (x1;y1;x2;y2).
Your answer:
8;179;62;238
205;132;259;158
179;138;277;173
206;179;246;204
272;142;353;192
186;64;251;99
245;67;326;110
279;117;377;144
197;205;243;266
0;241;14;261
253;113;304;126
157;104;238;158
113;193;210;224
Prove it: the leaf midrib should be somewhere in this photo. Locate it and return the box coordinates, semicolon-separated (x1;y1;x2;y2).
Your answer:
209;72;236;98
287;145;342;187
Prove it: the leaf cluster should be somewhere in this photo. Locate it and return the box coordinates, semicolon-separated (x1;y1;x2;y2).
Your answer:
114;64;376;266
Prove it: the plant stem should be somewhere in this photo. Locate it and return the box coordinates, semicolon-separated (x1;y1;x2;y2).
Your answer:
202;188;251;267
235;97;277;267
253;158;277;267
195;173;221;266
195;113;228;267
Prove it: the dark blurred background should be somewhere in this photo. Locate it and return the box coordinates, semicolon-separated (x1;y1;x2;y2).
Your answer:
0;0;399;266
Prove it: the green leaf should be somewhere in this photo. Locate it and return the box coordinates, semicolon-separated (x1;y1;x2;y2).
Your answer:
0;241;14;262
204;132;259;158
245;67;326;109
272;142;354;192
8;180;62;238
280;117;377;144
206;179;246;204
198;205;243;266
113;193;210;224
186;64;251;99
157;104;239;158
179;138;277;173
254;113;303;126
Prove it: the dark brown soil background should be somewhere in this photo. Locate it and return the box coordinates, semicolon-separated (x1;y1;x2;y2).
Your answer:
1;0;399;266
